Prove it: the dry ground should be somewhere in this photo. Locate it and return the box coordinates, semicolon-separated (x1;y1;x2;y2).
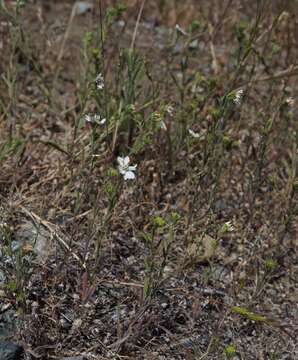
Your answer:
0;1;297;359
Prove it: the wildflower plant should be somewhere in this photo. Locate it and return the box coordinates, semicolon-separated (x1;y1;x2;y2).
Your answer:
93;166;121;269
220;221;235;234
141;212;180;299
142;215;166;299
0;212;33;310
1;1;297;356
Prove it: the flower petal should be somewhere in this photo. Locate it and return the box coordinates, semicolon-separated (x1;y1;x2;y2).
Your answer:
128;165;137;171
160;121;167;130
123;156;130;166
117;157;125;167
188;129;200;138
118;167;126;175
123;171;135;180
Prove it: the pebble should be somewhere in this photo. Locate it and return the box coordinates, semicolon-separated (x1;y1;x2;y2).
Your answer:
74;2;93;15
0;342;23;360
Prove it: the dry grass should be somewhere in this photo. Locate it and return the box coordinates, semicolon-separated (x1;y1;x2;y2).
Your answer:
0;1;297;359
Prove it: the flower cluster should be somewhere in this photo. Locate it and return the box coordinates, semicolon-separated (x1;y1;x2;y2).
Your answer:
233;89;244;105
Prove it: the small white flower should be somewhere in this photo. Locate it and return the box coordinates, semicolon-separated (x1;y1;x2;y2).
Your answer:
233;89;244;105
160;121;167;130
222;221;234;232
188;129;200;138
166;105;174;117
84;114;93;123
93;114;106;125
95;73;104;90
117;156;137;180
175;24;189;36
286;97;294;106
84;114;106;125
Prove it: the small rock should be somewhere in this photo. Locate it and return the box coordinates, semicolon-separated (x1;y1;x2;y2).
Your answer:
75;2;93;15
0;310;20;339
14;220;52;263
0;342;23;360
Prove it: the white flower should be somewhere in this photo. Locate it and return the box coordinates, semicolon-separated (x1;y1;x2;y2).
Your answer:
222;221;234;232
166;105;174;117
233;89;244;105
286;97;294;106
188;129;200;138
160;121;167;130
84;114;93;123
95;73;104;90
84;114;106;125
117;156;137;180
93;114;106;125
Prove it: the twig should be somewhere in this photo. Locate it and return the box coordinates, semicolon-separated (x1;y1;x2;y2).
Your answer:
198;336;216;360
130;0;146;52
240;65;298;86
53;2;77;91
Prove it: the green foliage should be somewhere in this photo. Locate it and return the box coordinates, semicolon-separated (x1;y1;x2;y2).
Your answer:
83;31;93;48
188;20;201;33
265;258;277;272
235;20;250;45
231;306;275;325
106;4;127;25
0;138;24;163
153;216;166;229
224;344;236;358
170;211;180;224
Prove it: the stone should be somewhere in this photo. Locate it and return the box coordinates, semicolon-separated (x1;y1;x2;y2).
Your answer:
0;342;23;360
0;310;20;339
14;220;52;263
75;2;93;15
